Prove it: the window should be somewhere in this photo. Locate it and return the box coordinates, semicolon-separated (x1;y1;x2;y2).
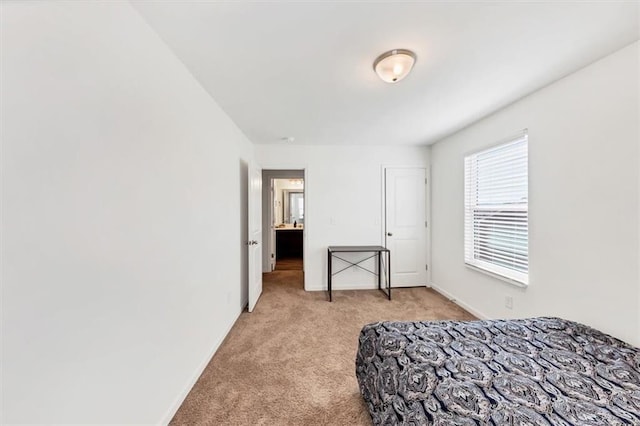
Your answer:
464;131;528;285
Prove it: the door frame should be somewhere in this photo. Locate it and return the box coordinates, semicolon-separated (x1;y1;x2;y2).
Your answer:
380;165;431;287
261;167;308;290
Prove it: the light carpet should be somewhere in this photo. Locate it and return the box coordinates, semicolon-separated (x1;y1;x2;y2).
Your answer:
170;270;475;425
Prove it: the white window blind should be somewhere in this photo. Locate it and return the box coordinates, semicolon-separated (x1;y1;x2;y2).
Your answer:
464;131;528;285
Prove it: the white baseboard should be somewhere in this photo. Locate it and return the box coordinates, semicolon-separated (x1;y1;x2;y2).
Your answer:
305;284;429;292
305;284;376;291
304;285;399;292
428;282;490;320
160;308;243;425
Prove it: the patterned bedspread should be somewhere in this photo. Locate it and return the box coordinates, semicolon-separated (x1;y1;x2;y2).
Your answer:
355;317;640;425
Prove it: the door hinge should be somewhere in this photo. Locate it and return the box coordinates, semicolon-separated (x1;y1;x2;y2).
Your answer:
425;178;428;184
425;221;428;228
426;264;429;271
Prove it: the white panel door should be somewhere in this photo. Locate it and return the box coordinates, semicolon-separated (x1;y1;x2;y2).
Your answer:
248;163;263;312
385;167;427;287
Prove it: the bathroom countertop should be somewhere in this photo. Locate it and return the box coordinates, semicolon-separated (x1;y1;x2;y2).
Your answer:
275;225;303;231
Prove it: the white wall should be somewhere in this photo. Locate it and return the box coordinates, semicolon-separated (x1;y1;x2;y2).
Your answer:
430;42;639;345
256;145;430;291
1;2;253;424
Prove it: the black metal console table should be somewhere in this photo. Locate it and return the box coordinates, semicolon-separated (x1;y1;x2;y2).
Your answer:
327;246;391;302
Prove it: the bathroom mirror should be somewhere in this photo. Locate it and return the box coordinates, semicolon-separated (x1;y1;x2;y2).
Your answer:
282;190;304;224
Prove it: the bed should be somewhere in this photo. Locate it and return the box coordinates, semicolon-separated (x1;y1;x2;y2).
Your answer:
355;317;640;425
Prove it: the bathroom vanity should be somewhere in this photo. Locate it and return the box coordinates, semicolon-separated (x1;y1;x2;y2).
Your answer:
275;226;303;259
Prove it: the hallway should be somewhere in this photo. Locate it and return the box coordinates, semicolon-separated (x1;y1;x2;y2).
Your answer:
274;258;303;271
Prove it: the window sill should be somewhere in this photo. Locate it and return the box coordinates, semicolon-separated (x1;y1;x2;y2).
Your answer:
464;263;528;288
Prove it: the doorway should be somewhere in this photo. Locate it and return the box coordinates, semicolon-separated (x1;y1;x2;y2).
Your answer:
383;167;428;287
273;178;304;271
261;170;305;277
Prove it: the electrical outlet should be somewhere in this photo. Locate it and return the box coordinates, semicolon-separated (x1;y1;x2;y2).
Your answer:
505;296;513;310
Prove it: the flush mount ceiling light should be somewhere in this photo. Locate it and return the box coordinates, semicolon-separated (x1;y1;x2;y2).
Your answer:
373;49;416;83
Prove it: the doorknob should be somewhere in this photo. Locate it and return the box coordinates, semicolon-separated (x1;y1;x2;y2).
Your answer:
387;232;393;237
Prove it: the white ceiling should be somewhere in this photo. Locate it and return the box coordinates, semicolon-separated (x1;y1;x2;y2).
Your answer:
132;1;639;146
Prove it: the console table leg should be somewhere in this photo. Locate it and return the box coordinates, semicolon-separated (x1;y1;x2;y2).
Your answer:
387;250;391;300
377;251;381;291
328;249;332;302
